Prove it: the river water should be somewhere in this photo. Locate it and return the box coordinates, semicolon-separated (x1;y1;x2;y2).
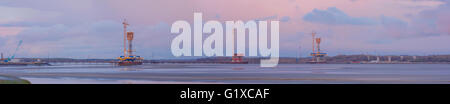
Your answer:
1;64;450;84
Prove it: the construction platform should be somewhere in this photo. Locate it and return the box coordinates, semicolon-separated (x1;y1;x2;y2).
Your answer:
0;62;50;66
115;19;144;66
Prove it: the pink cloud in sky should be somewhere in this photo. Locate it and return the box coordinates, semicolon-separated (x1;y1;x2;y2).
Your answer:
0;27;24;37
0;0;449;58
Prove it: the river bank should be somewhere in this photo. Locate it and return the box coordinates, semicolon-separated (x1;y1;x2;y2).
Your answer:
0;74;31;84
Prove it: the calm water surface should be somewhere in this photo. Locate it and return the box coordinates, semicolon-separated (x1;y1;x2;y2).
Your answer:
1;64;450;84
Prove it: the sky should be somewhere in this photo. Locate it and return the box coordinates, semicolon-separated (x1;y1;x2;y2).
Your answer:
0;0;449;59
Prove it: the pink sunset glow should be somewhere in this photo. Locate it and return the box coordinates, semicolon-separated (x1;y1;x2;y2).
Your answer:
0;0;449;58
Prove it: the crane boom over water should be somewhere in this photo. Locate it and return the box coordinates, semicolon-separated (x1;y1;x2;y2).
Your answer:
10;40;23;60
4;40;23;62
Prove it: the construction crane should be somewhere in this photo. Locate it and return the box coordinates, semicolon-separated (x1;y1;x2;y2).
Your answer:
117;19;144;66
123;19;129;57
308;32;327;63
4;40;23;62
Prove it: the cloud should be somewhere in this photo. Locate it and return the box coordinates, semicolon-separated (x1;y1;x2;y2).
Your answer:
0;27;25;37
379;15;410;38
6;21;121;58
5;19;176;58
280;16;291;22
378;1;450;38
303;7;377;25
254;15;278;21
1;0;450;58
414;1;450;36
0;6;61;25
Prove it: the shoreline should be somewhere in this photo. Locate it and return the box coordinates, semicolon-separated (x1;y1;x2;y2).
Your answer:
0;74;31;84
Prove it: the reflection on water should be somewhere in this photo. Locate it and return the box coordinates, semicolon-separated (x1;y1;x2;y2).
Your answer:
1;64;450;84
232;67;245;70
120;67;143;71
23;77;224;84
